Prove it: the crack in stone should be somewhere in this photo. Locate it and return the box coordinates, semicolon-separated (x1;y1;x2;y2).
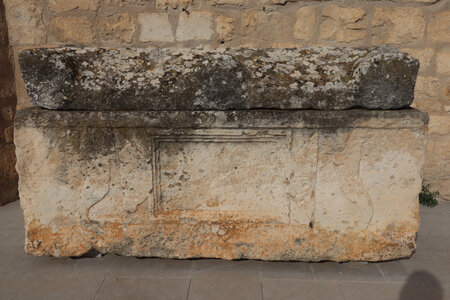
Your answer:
310;131;320;226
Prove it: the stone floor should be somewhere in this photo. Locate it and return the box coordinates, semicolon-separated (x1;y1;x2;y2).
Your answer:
0;201;449;300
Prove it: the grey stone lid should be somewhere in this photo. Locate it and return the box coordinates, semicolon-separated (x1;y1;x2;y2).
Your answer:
19;47;419;111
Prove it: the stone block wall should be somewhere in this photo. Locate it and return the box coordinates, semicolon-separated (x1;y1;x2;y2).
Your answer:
3;0;450;200
0;0;17;206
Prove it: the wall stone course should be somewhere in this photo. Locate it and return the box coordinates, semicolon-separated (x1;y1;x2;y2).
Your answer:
319;6;367;43
176;11;213;41
427;10;450;44
139;12;174;42
47;0;100;12
436;49;450;75
371;7;425;45
49;15;96;44
3;0;46;46
293;6;316;42
98;12;136;44
215;15;234;42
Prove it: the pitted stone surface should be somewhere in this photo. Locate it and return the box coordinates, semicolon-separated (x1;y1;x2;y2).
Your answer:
19;47;419;111
15;108;428;261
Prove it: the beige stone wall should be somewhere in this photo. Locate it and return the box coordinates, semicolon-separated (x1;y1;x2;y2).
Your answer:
3;0;450;200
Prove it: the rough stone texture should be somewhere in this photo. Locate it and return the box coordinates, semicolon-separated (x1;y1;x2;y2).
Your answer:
98;13;136;44
426;11;450;44
207;0;244;5
15;107;428;261
139;13;174;43
49;16;96;44
372;7;425;45
47;0;100;12
176;12;213;42
319;6;367;43
215;16;234;43
436;50;450;75
156;0;190;9
156;0;192;9
3;0;46;46
293;6;316;42
241;11;291;44
19;47;419;111
104;0;147;6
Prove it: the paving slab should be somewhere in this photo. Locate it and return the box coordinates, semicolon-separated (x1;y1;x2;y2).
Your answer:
339;281;449;300
260;261;314;280
262;279;344;300
312;261;385;282
0;276;103;300
95;277;191;300
188;271;262;300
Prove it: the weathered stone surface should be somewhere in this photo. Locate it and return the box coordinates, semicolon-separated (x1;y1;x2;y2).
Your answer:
372;7;425;45
156;0;192;9
139;13;174;43
176;12;213;41
436;50;450;75
215;16;234;42
19;47;419;111
49;16;96;44
293;6;317;42
427;11;450;44
319;6;367;43
47;0;100;12
207;0;244;5
241;11;291;44
15;107;428;261
3;0;46;46
98;13;136;44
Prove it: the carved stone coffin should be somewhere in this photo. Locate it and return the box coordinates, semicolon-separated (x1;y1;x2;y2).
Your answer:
19;47;419;110
15;108;428;261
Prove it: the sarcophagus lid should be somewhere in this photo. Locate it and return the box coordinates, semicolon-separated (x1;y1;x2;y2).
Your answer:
19;47;419;111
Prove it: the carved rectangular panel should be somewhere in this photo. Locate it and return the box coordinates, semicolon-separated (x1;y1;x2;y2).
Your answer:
153;134;291;224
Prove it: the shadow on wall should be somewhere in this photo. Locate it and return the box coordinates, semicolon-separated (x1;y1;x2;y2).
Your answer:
0;0;18;206
399;271;443;300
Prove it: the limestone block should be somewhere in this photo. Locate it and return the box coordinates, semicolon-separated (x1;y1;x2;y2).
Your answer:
293;6;317;42
104;0;147;6
319;6;367;43
429;114;450;135
241;11;291;44
98;13;136;44
215;16;234;42
415;76;439;99
139;13;174;43
47;0;100;12
156;0;192;9
207;0;244;5
49;16;96;44
424;136;450;180
427;11;450;44
372;7;425;45
3;0;46;46
14;108;428;261
436;50;450;75
176;12;213;41
19;47;419;110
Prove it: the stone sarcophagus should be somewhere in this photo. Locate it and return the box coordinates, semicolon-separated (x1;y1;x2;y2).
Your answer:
15;47;428;261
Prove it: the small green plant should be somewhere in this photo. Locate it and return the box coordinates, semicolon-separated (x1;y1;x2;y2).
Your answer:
419;184;439;207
